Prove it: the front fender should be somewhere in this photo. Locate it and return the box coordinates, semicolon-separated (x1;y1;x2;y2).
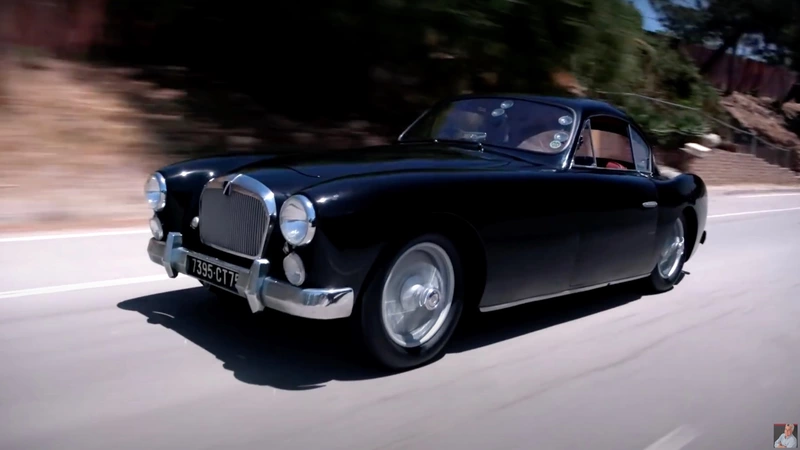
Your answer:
293;173;464;298
653;172;708;263
288;169;491;298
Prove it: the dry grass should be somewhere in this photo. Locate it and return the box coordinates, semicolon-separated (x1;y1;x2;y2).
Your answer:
0;56;393;231
0;57;164;229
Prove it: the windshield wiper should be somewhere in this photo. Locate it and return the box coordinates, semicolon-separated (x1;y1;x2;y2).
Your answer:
401;138;484;151
475;142;552;165
400;138;545;165
434;138;484;151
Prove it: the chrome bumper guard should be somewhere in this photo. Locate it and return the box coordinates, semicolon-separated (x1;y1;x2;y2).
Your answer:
147;232;354;320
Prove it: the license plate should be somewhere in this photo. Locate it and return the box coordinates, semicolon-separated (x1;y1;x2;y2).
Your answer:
187;256;240;291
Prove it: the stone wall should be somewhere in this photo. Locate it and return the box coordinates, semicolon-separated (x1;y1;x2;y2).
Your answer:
656;149;800;185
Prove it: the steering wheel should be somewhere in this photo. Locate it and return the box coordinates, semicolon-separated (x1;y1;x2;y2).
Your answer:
439;124;464;140
517;131;563;153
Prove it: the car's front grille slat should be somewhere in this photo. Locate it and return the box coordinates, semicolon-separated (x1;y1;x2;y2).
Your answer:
198;175;272;259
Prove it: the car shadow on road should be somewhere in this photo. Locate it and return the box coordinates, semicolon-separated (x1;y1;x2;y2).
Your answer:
117;283;646;390
448;284;645;353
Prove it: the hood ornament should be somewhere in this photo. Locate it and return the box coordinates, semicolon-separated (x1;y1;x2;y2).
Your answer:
221;174;243;196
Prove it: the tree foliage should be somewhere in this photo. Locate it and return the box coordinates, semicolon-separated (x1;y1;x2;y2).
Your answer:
650;0;800;72
568;1;720;148
97;0;602;122
571;0;644;91
85;0;724;147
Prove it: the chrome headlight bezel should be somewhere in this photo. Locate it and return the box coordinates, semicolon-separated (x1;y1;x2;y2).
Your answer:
279;194;316;246
283;252;306;286
144;172;167;212
149;214;164;240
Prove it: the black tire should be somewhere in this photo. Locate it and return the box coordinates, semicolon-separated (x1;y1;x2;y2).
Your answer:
645;213;689;293
352;233;465;371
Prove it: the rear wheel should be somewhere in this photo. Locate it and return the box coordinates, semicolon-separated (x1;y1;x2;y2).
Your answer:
354;233;465;371
645;213;688;292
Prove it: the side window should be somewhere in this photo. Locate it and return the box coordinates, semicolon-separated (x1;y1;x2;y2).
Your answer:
587;116;635;170
572;121;596;166
629;126;652;173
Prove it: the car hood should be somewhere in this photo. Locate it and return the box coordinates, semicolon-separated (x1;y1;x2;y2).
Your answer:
234;143;518;193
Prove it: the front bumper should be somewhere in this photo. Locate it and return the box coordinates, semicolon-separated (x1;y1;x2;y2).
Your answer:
147;232;354;320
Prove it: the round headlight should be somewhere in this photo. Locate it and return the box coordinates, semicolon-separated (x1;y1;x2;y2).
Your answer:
149;215;164;240
283;253;306;286
279;195;316;246
144;172;167;211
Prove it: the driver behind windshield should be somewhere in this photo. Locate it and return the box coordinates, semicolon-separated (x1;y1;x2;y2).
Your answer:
411;98;575;154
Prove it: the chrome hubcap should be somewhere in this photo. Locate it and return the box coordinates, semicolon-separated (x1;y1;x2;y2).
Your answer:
422;288;441;310
657;219;685;279
381;242;454;348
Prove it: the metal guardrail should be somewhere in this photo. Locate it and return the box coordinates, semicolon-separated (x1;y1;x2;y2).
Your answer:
596;91;797;172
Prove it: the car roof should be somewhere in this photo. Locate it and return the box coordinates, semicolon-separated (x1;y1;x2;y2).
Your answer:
448;93;631;122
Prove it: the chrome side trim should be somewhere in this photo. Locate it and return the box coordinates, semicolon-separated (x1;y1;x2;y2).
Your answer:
568;114;654;177
642;201;658;208
479;274;649;313
198;173;278;259
570;119;595;169
627;124;653;175
148;233;354;320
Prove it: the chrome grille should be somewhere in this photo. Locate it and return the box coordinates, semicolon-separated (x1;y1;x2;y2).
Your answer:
198;174;275;259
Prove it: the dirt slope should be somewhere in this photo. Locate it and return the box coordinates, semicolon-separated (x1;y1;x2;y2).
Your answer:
0;58;164;230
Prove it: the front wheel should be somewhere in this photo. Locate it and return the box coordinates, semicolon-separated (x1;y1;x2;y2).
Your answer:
645;213;688;292
354;233;465;371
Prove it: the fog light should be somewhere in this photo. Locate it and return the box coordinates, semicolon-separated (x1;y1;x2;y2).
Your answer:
149;215;164;240
283;253;306;286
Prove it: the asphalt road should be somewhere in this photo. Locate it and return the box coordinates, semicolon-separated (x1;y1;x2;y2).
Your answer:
1;190;800;450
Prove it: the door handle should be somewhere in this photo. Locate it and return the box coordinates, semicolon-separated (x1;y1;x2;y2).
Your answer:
642;201;658;209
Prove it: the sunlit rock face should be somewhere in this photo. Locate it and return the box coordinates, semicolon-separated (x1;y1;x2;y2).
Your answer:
658;165;683;179
700;133;722;148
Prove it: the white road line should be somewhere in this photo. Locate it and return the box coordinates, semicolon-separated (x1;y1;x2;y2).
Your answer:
737;192;800;198
709;207;800;218
642;425;700;450
0;275;170;299
0;228;149;243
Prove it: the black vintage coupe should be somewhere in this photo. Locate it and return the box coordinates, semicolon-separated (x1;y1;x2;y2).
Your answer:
145;94;708;370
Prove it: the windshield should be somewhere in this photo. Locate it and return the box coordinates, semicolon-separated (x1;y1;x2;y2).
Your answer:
399;97;577;154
